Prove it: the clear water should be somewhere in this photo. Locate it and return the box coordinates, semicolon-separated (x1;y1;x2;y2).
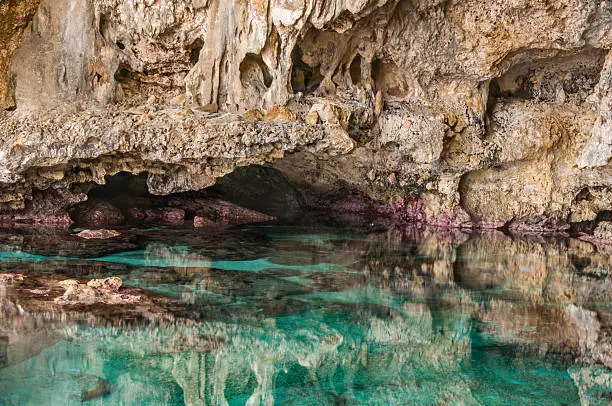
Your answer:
0;224;610;405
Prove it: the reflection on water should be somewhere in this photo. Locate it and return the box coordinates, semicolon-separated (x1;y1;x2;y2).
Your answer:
0;225;610;405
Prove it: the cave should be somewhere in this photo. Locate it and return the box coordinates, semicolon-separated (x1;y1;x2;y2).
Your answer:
349;54;363;86
209;165;303;222
68;166;304;227
2;1;612;402
290;45;324;94
372;58;408;97
489;48;607;103
239;53;272;89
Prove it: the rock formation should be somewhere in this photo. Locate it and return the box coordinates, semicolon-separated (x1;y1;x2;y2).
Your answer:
0;0;610;232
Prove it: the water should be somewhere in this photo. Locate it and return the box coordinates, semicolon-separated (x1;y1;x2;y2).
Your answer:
0;224;610;405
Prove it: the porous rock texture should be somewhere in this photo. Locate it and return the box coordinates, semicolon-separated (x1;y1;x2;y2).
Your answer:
0;0;610;231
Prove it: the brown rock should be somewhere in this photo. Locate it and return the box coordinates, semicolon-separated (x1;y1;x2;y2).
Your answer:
263;106;298;122
241;109;265;122
124;207;185;224
0;0;40;109
193;216;215;228
305;109;320;125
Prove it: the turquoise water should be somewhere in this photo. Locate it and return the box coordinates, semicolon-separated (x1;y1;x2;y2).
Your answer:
0;225;610;405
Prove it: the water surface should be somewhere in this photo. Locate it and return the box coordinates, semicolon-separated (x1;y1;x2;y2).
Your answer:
0;225;610;405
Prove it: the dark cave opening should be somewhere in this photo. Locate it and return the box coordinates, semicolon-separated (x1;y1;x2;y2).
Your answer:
372;58;408;98
349;54;362;86
86;172;150;202
488;48;607;104
569;210;612;237
209;165;303;222
188;38;204;64
69;167;304;227
290;45;324;94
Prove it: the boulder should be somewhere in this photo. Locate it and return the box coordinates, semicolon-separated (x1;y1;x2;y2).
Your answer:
70;200;125;227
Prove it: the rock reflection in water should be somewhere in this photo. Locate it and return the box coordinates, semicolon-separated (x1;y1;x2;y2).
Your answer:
0;225;610;405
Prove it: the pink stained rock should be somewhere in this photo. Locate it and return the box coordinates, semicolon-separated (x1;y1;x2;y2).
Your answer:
124;207;185;224
70;199;125;227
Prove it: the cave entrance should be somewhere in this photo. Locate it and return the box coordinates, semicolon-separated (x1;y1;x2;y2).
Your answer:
488;48;607;106
69;167;303;227
290;45;324;94
209;165;303;222
86;172;150;202
69;172;159;227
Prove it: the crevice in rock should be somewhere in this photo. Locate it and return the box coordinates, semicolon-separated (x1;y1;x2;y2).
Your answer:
239;53;272;90
372;58;408;98
349;54;363;86
290;45;324;94
489;48;607;104
113;64;140;98
188;38;204;64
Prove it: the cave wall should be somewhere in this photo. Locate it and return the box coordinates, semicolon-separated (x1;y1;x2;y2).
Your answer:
0;0;610;231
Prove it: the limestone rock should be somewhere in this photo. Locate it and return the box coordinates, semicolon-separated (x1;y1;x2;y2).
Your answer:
579;50;612;169
56;278;146;306
594;221;612;242
263;106;298;122
0;0;609;230
87;277;122;292
75;229;121;239
0;0;40;109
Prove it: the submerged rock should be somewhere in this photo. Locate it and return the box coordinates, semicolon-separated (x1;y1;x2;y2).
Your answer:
58;279;79;288
87;277;122;292
75;374;111;402
0;273;24;282
56;278;146;306
75;229;121;239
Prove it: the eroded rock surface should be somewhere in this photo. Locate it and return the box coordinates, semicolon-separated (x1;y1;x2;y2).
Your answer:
0;0;609;233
